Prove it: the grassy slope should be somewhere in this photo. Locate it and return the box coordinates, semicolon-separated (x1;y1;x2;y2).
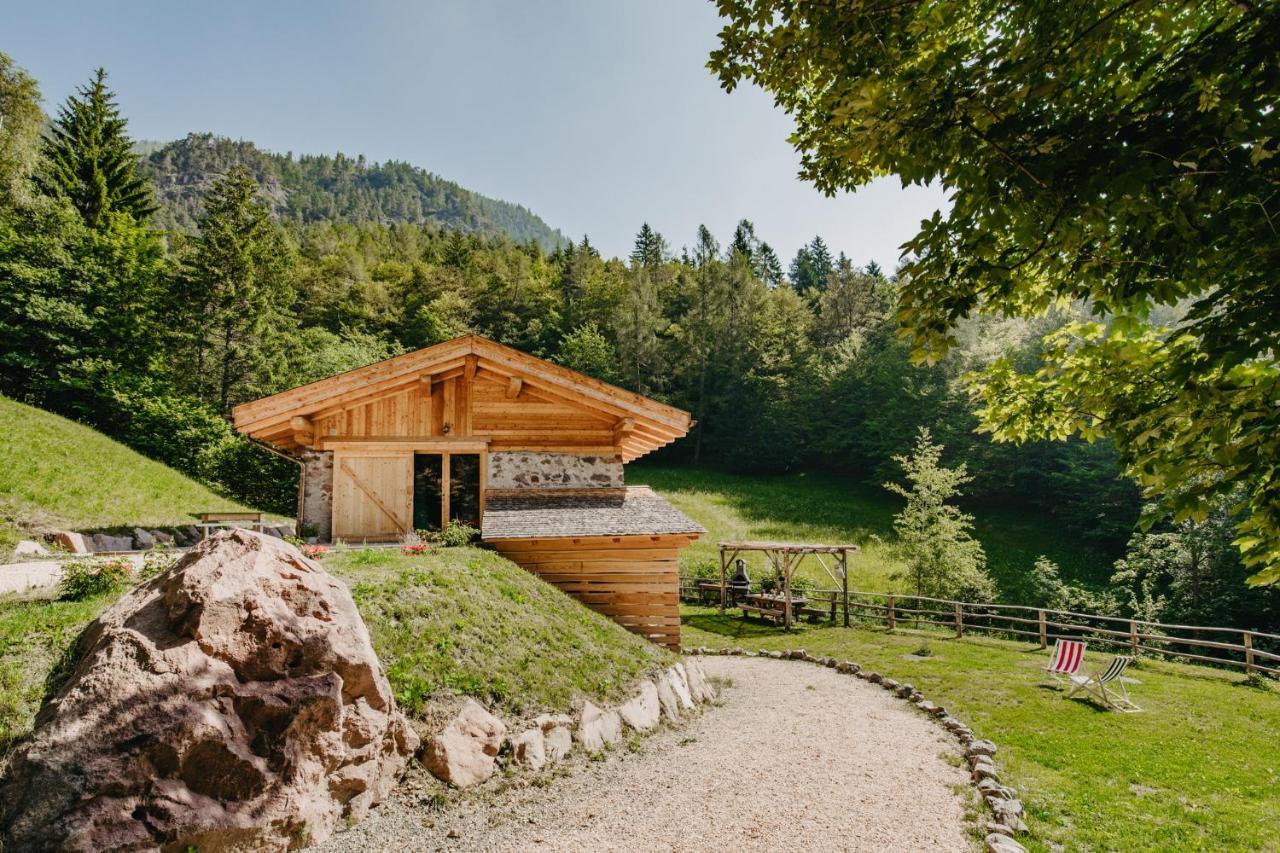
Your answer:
683;611;1280;852
0;395;252;537
629;465;1113;593
1;545;669;756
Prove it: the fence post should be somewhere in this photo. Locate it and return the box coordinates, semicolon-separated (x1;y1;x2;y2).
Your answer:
842;554;850;628
1129;620;1139;655
1244;631;1255;674
886;595;896;631
1037;610;1047;649
954;603;963;638
829;590;836;623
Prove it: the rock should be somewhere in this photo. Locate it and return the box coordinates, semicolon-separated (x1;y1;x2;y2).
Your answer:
823;657;837;667
896;683;915;698
50;531;89;554
0;529;417;852
13;539;49;557
986;821;1015;838
183;525;202;544
866;671;883;684
131;528;156;550
992;800;1028;834
654;672;680;721
426;698;506;788
985;832;1026;853
534;714;574;763
971;760;999;782
667;666;695;710
575;701;622;752
882;678;900;691
88;533;132;552
510;728;546;771
684;661;713;704
788;649;807;660
918;700;939;715
618;681;661;732
967;740;998;759
766;650;783;659
151;529;175;546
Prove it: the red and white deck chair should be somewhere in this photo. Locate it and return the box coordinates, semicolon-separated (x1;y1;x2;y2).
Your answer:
1067;655;1143;713
1043;639;1087;685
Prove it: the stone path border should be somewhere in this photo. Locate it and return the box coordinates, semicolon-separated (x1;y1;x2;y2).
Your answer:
685;645;1030;853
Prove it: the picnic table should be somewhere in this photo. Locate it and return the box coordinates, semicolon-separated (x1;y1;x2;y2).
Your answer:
740;592;809;625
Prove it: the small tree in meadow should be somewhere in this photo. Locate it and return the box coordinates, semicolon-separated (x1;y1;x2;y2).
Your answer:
885;427;994;602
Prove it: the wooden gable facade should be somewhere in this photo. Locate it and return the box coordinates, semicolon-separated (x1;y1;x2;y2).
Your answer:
232;334;703;646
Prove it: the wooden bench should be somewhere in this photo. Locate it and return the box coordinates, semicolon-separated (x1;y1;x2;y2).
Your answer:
198;512;265;539
739;603;786;624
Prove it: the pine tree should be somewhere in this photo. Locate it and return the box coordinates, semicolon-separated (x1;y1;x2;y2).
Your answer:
39;68;156;228
729;218;758;261
179;166;295;412
630;223;666;269
806;236;833;291
615;265;666;393
756;242;784;288
865;260;884;279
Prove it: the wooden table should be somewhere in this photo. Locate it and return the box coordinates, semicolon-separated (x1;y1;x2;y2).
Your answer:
740;592;809;624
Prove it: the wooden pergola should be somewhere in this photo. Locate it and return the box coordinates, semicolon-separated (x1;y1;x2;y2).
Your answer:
718;541;859;631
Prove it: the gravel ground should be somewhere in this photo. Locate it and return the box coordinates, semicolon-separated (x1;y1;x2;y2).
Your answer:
318;656;973;852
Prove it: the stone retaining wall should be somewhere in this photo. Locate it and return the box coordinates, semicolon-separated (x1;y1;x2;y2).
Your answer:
486;451;624;490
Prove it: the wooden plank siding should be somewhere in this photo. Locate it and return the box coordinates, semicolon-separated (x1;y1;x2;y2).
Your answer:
332;451;413;541
489;534;693;648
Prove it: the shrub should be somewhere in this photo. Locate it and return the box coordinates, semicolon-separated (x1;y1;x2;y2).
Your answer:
683;558;720;581
439;520;479;547
59;557;132;601
137;547;179;582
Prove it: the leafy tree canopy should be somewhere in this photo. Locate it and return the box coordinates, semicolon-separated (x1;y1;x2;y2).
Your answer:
710;1;1280;583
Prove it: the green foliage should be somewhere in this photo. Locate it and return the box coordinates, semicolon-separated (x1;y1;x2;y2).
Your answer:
0;52;43;205
176;165;297;413
58;557;132;601
885;428;994;601
438;520;480;548
710;1;1280;582
555;321;620;383
38;68;155;228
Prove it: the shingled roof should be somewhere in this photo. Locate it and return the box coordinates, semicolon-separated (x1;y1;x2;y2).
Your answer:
481;486;705;540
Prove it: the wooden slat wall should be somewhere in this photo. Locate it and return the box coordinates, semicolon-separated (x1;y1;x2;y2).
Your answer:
313;370;619;452
490;534;693;648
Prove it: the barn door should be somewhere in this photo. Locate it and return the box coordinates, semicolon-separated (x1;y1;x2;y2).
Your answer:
331;453;412;541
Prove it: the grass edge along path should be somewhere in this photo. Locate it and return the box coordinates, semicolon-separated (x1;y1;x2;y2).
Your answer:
682;605;1280;853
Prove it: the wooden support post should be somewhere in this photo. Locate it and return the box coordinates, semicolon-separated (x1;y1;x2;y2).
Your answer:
829;590;836;623
955;603;964;638
841;549;850;628
718;547;727;615
1244;631;1254;674
440;451;450;528
782;551;793;632
1038;610;1047;648
1129;620;1139;655
886;595;896;631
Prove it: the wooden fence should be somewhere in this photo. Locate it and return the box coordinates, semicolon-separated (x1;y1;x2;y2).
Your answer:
680;580;1280;677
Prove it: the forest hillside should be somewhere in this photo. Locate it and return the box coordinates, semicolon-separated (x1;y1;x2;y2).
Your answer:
138;133;567;249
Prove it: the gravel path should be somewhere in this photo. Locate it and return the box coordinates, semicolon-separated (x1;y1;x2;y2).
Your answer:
319;656;972;852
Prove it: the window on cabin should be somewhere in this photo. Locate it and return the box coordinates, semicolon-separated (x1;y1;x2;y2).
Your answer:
413;452;481;532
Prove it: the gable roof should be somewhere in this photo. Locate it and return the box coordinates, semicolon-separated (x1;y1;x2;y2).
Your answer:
231;334;693;462
481;486;705;540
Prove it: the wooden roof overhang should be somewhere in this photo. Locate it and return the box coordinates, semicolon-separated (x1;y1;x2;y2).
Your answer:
231;334;693;462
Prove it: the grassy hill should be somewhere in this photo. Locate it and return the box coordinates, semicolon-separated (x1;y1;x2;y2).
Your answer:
0;395;252;553
140;134;568;250
630;466;1115;598
1;545;669;757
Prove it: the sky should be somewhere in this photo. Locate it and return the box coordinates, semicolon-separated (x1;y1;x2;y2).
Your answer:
4;0;947;267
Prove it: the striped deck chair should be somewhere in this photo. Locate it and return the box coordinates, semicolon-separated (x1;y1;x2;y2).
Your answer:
1067;656;1142;712
1043;639;1087;685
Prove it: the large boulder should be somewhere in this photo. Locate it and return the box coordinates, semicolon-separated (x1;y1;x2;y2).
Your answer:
423;699;506;788
0;529;417;853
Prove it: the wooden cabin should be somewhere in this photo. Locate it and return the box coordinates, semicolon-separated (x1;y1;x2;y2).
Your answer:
232;334;702;647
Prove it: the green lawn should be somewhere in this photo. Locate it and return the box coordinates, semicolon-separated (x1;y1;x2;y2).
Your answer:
0;395;253;543
630;465;1115;594
683;607;1280;853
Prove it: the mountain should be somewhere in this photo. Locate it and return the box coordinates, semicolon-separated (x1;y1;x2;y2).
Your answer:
138;133;567;249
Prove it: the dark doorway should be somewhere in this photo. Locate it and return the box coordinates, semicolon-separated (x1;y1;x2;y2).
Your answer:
413;454;443;531
449;454;481;528
413;452;481;532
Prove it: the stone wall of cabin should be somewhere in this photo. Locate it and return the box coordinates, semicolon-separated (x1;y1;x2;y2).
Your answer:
486;452;623;490
301;450;334;541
